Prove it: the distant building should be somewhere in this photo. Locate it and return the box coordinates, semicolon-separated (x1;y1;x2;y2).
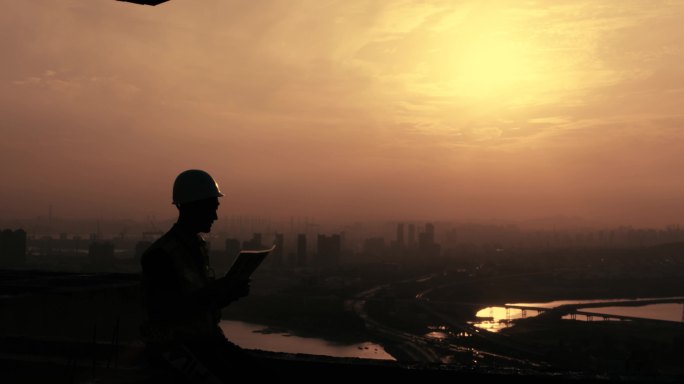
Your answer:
0;229;27;267
426;223;435;241
316;234;341;267
408;223;416;247
242;233;263;250
396;223;405;248
418;222;440;257
296;234;307;267
272;233;284;267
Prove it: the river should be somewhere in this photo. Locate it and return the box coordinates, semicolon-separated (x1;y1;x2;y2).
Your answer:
472;297;684;332
219;320;395;360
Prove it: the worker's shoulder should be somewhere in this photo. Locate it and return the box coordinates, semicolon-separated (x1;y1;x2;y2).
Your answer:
142;230;183;261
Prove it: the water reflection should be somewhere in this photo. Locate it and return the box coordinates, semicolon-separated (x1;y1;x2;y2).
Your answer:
425;325;472;339
424;325;449;340
219;320;395;360
471;307;525;332
472;298;684;332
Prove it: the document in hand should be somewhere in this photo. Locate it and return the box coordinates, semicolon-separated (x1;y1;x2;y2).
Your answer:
225;245;275;280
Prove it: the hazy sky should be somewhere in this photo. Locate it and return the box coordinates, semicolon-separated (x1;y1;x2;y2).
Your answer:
1;0;683;226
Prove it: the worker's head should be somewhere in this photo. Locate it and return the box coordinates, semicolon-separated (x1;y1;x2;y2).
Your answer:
173;169;223;205
172;170;223;233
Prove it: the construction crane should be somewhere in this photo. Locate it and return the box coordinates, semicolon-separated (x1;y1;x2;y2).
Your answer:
143;215;164;240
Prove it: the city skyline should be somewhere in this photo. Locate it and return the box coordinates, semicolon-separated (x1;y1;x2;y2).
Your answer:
8;217;684;273
2;1;684;226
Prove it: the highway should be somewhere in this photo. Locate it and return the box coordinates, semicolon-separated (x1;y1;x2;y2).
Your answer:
347;274;550;369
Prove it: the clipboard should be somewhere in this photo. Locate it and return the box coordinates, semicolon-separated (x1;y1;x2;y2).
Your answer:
225;245;275;280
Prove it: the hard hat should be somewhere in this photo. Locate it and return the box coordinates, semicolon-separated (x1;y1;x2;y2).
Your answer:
172;169;224;205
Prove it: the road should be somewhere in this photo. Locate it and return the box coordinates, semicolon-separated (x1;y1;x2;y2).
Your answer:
347;273;550;369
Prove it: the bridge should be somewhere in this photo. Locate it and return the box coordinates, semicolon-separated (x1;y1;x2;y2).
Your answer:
503;297;684;323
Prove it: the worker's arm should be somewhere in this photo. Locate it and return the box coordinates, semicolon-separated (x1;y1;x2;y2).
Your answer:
141;249;250;320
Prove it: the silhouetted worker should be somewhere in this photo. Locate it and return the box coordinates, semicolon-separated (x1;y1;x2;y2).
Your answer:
141;169;260;383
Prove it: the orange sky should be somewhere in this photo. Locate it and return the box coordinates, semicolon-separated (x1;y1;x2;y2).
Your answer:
1;0;683;226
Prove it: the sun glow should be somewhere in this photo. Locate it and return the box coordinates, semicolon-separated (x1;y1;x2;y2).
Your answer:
404;6;565;106
444;34;539;99
438;31;543;102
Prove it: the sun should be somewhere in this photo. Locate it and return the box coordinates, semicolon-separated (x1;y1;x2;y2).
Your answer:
368;2;594;139
448;34;538;99
409;7;555;105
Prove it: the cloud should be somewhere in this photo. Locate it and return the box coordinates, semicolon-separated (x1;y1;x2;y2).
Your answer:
1;0;683;224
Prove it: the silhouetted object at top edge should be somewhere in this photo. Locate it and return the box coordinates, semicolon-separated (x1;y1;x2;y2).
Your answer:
117;0;170;6
140;170;273;381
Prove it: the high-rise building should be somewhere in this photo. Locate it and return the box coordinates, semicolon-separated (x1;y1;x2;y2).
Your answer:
272;233;284;267
296;234;307;267
317;234;341;267
242;233;263;250
396;223;405;247
425;222;435;242
418;222;440;257
408;223;416;247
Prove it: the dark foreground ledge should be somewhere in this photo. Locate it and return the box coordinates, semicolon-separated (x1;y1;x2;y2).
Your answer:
1;269;681;383
0;337;680;384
